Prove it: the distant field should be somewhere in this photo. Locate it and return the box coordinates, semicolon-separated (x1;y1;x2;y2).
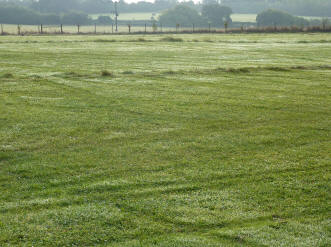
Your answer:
89;12;255;22
232;14;257;22
90;12;324;23
90;12;253;22
0;33;330;246
230;14;323;23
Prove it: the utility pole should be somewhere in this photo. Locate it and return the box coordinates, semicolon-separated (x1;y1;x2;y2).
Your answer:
114;1;118;32
102;0;118;32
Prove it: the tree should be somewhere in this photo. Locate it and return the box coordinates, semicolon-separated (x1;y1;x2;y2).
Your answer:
158;5;205;27
201;4;232;27
41;13;61;25
0;5;40;24
31;0;79;13
61;12;90;25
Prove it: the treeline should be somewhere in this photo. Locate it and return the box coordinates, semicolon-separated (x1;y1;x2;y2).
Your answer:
1;0;331;17
0;6;92;25
158;5;327;28
0;0;180;14
222;0;331;17
0;3;328;28
159;4;232;27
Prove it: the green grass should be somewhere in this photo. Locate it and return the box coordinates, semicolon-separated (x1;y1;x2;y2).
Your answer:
0;33;330;246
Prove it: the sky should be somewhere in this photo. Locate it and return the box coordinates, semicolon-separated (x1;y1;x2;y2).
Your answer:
125;0;154;2
123;0;202;4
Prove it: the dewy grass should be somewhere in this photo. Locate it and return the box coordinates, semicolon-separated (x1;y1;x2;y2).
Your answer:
0;33;330;247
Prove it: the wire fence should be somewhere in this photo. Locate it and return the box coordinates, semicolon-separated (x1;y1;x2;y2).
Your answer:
1;23;331;35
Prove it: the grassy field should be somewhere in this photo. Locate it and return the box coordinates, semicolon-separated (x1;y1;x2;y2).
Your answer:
0;33;330;246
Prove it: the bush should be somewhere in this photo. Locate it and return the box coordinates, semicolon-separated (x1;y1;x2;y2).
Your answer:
96;16;113;25
256;9;309;27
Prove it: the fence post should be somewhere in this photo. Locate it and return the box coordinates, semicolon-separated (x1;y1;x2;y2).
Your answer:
1;24;3;35
322;18;329;31
128;24;131;33
40;24;43;34
176;23;179;33
192;24;195;33
17;25;21;35
112;23;114;33
61;24;63;34
94;23;97;34
145;23;146;33
209;23;211;33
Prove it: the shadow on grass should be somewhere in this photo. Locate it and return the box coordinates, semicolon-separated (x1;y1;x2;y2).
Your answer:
160;36;184;42
1;73;14;78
